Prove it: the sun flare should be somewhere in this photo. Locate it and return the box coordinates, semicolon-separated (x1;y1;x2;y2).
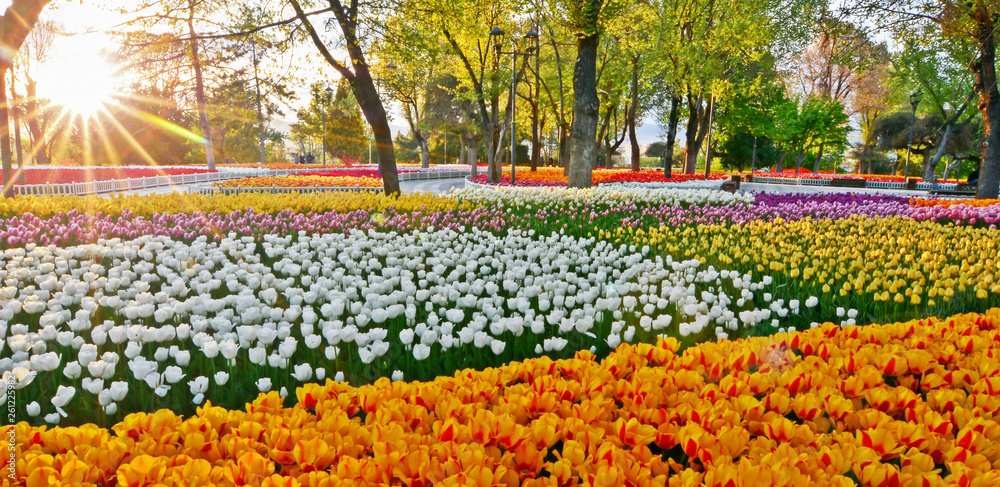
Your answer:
36;51;118;117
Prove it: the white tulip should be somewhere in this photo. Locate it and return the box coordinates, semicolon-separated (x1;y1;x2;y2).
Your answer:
26;401;40;417
413;344;431;361
188;376;209;395
163;366;185;384
201;340;220;358
805;296;819;308
51;385;76;408
219;340;239;360
256;378;272;392
291;363;313;382
109;381;129;401
392;370;404;381
153;347;168;362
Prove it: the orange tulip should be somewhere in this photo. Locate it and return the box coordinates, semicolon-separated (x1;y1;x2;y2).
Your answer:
854;462;901;487
223;451;276;486
116;455;168;487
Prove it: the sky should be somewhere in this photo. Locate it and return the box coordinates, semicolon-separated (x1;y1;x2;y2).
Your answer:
29;1;668;162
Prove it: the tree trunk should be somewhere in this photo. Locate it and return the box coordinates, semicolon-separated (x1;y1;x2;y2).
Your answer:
924;123;953;181
973;7;1000;198
188;1;216;170
628;56;640;171
10;69;24;184
568;33;599;188
290;0;400;194
352;78;400;194
664;95;680;179
559;126;571;174
811;143;824;173
776;152;787;172
417;129;430;168
0;68;11;197
465;133;478;178
24;78;47;165
684;93;709;174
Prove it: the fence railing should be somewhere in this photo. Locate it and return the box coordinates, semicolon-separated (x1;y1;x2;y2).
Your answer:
15;167;473;196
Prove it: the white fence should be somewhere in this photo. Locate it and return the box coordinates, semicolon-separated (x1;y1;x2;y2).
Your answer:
15;167;473;196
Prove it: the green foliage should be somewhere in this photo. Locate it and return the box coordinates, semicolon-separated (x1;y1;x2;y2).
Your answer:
292;81;368;163
718;133;780;172
776;97;850;170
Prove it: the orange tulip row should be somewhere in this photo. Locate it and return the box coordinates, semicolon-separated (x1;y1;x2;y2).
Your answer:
910;198;1000;209
9;309;1000;487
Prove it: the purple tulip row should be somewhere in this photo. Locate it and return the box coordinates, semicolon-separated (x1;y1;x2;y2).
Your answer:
1;193;997;249
0;206;507;248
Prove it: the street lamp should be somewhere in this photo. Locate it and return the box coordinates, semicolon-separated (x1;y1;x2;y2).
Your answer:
704;68;734;178
904;90;922;180
490;27;538;186
322;87;332;165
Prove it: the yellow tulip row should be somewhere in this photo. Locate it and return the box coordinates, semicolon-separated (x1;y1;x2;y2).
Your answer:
0;191;460;219
9;309;1000;487
610;216;1000;314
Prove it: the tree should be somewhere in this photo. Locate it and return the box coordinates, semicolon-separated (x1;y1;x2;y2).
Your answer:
13;19;59;169
0;0;51;197
890;33;978;181
115;0;256;171
289;0;401;194
718;132;780;171
846;0;1000;197
795;16;886;172
775;96;850;173
546;0;628;187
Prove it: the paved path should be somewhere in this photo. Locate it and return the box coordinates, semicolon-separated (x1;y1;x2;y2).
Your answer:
399;177;467;194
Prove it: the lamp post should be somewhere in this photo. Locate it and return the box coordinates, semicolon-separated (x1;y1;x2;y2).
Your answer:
704;68;734;178
322;87;332;165
750;136;758;174
490;27;538;186
904;90;922;179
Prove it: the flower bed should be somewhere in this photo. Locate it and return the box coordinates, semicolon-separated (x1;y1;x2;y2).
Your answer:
0;191;457;220
469;167;728;187
217;175;382;188
3;225;775;424
15;167;215;185
9;309;1000;486
4;187;1000;454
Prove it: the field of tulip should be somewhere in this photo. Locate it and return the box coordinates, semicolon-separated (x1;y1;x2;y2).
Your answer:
4;183;1000;477
10;309;1000;486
